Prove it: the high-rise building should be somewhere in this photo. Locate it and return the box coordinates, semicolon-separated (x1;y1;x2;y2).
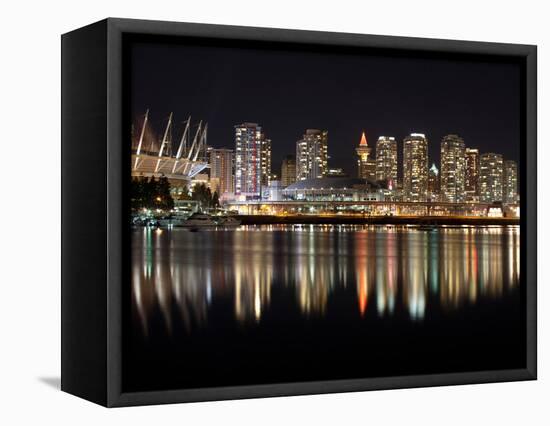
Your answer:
261;138;272;186
479;153;504;203
427;163;440;202
210;148;234;195
465;148;480;202
296;129;328;181
403;133;428;202
503;160;518;204
440;134;466;203
200;144;213;164
356;132;376;181
281;155;297;187
375;136;398;185
234;122;270;198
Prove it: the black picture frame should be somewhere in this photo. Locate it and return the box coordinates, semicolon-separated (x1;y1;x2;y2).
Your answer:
61;17;537;407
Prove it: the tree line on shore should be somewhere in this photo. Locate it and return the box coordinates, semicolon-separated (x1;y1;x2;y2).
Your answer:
130;176;219;211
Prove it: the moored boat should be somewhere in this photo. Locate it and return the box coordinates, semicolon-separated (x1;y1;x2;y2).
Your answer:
182;212;217;228
216;216;241;227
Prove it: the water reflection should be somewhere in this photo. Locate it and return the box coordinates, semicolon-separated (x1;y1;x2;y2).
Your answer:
131;225;520;335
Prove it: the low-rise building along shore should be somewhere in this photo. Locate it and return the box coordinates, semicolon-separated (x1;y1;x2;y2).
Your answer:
226;199;519;218
223;176;519;218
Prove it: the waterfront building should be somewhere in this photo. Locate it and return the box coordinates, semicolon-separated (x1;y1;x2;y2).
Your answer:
479;153;504;202
283;177;384;202
440;134;466;203
503;160;518;204
356;132;376;181
465;148;480;202
281;155;297;187
427;163;440;202
234;122;270;199
210;148;234;195
266;180;284;201
376;136;398;185
403;133;429;202
296;129;328;181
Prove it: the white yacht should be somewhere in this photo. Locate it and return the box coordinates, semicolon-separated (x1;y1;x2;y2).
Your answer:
182;212;217;228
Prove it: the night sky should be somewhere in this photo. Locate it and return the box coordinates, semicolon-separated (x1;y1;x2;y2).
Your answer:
130;39;521;176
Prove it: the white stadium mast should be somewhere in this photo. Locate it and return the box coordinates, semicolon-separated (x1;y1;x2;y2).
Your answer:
131;111;208;181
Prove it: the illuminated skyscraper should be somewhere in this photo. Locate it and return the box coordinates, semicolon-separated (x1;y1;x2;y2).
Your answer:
210;148;234;195
234;123;270;198
296;129;328;181
403;133;428;202
465;148;480;202
503;160;518;204
479;153;504;203
376;136;398;185
356;132;376;181
427;163;440;202
440;134;466;203
261;138;272;186
281;155;297;187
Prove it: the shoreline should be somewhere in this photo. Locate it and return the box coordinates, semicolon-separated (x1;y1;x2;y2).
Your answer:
236;215;520;226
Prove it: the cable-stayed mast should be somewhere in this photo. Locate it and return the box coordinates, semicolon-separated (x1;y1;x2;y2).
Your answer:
155;112;173;172
193;123;208;162
172;117;191;173
133;109;149;170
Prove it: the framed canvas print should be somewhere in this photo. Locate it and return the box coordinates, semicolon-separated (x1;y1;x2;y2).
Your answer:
61;18;537;407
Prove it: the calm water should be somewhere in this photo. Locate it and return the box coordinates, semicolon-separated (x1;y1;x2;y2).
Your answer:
125;225;524;392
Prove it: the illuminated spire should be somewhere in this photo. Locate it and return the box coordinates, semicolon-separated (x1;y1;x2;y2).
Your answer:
360;131;368;146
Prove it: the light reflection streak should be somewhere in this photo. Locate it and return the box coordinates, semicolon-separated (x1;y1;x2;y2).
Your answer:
131;225;520;334
355;233;369;316
402;232;427;320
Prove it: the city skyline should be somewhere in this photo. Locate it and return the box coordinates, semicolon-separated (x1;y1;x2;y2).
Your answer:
132;110;523;180
132;111;520;207
132;113;523;182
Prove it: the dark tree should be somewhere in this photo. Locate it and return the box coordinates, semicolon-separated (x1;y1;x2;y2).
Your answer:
155;177;174;210
191;183;217;208
212;191;220;208
130;176;174;211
